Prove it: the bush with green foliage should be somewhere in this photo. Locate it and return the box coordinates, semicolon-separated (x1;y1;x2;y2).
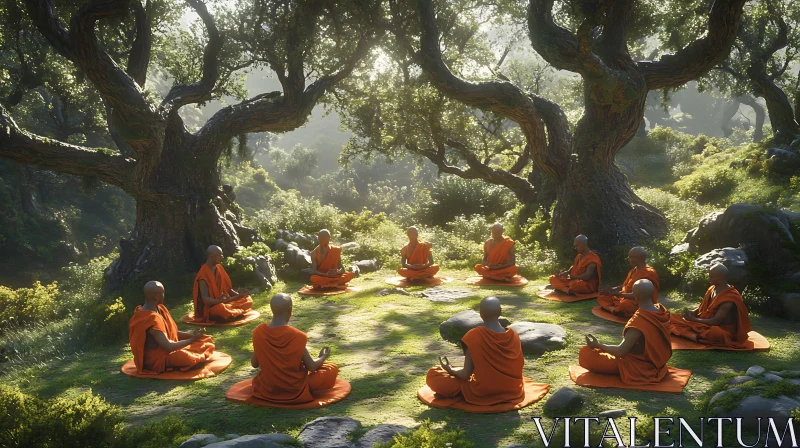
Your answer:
340;210;388;241
515;242;559;279
424;227;484;270
674;167;737;204
635;187;716;244
375;420;474;448
221;242;282;286
349;221;407;265
419;176;515;227
0;281;60;332
447;215;492;243
249;190;343;242
221;162;281;214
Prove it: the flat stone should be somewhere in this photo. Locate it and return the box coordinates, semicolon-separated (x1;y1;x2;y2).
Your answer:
779;370;800;378
204;434;298;448
708;388;741;408
730;375;755;385
355;424;409;448
763;373;783;382
420;288;472;303
298;416;360;448
746;366;765;377
376;288;410;297
543;387;583;415
789;379;800;386
722;395;800;430
224;435;241;440
354;259;379;273
439;310;510;342
507;322;566;356
598;409;627;418
181;434;221;448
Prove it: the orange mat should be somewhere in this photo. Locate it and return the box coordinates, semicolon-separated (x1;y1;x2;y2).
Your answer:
120;352;232;380
225;377;352;409
417;378;549;413
297;285;362;296
569;365;691;393
181;310;261;327
464;276;529;287
536;288;597;303
591;306;629;324
670;331;770;351
385;276;452;287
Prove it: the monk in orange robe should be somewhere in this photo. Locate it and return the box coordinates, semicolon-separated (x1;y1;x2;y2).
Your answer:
598;247;661;317
474;223;518;282
129;281;215;374
398;226;439;280
310;229;355;289
193;245;253;323
426;297;525;405
548;235;602;294
669;264;753;348
579;279;672;384
250;293;339;404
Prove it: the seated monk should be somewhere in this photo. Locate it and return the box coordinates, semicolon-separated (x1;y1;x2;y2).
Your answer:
548;235;602;295
669;264;752;348
193;245;253;323
398;226;439;280
579;279;672;384
597;247;661;317
309;229;354;289
129;281;215;374
426;297;525;405
474;223;518;282
251;293;339;404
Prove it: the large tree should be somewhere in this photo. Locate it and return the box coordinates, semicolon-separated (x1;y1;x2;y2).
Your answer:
0;0;378;290
340;0;746;253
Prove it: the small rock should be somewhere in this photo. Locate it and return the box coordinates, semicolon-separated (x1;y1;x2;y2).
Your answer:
298;416;360;448
543;388;584;415
763;373;783;382
711;406;724;417
204;434;297;448
746;366;765;377
722;395;800;430
439;310;511;342
670;243;690;256
420;288;472;303
788;272;800;284
355;424;409;448
708;388;741;408
341;242;359;251
354;259;379;273
789;379;800;386
180;434;221;448
730;375;755;385
598;409;627;418
779;370;800;378
507;322;567;356
376;288;410;297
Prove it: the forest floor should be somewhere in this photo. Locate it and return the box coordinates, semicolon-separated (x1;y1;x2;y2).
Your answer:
5;268;800;446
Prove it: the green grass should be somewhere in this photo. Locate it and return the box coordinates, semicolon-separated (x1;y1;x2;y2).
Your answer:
3;268;800;447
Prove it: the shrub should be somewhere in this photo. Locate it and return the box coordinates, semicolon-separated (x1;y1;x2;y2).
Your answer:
447;215;492;243
221;163;280;213
222;242;281;286
375;420;474;448
0;281;60;332
635;187;716;244
675;168;737;204
249;190;343;242
115;415;192;448
424;227;484;269
420;176;515;226
682;264;710;296
340;210;388;241
516;242;559;279
349;221;407;266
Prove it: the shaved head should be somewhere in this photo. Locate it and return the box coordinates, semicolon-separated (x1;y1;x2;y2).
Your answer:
574;235;588;244
709;263;728;276
632;279;655;303
407;226;419;237
270;293;293;317
628;246;647;268
491;223;504;239
319;229;331;238
144;281;164;303
479;296;502;320
708;263;729;286
574;234;589;253
207;245;223;256
629;247;647;258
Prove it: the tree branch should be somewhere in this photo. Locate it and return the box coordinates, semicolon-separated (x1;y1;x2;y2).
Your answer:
0;105;135;190
639;0;747;90
127;0;152;87
160;0;222;112
526;0;582;72
23;0;75;61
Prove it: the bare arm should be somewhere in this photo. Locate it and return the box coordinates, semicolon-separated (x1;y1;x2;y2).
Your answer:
147;328;203;353
426;252;434;268
482;242;489;265
251;352;259;368
302;347;331;373
439;346;474;381
198;279;231;305
686;302;735;326
586;328;642;358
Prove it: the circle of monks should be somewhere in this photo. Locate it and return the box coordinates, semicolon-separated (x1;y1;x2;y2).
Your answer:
124;224;765;410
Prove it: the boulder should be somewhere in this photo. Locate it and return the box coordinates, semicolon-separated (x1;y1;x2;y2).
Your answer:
598;409;627;418
255;255;278;285
767;147;800;167
439;310;510;342
730;376;755;385
354;259;379;273
778;293;800;321
507;322;567;356
670;242;690;256
693;248;749;290
746;365;765;377
763;373;783;382
298;416;360;448
354;424;409;448
180;434;221;448
274;239;290;252
203;434;298;448
722;395;800;430
285;245;312;270
543;388;583;415
299;268;313;282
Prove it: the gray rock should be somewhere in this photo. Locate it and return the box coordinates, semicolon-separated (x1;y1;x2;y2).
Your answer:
224;435;241;440
350;265;360;278
670;242;690;256
693;248;749;290
543;388;584;415
779;293;800;321
598;409;627;418
376;288;410;297
730;376;755;385
746;366;766;377
204;434;298;448
764;373;784;382
708;388;741;408
778;370;800;378
508;322;567;356
501;446;528;448
299;268;313;282
340;242;359;251
789;379;800;386
298;416;360;448
354;259;379;273
255;255;278;285
274;238;290;252
181;434;221;448
722;395;800;430
787;272;800;284
711;406;725;417
767;147;800;164
355;424;409;448
419;288;472;303
439;310;511;342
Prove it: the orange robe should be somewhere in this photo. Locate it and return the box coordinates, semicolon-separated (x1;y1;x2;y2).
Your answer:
128;304;215;374
579;305;672;384
669;286;752;348
193;263;253;323
597;266;660;317
474;237;518;281
251;323;339;404
426;326;525;405
398;240;440;279
310;246;354;289
549;251;602;294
